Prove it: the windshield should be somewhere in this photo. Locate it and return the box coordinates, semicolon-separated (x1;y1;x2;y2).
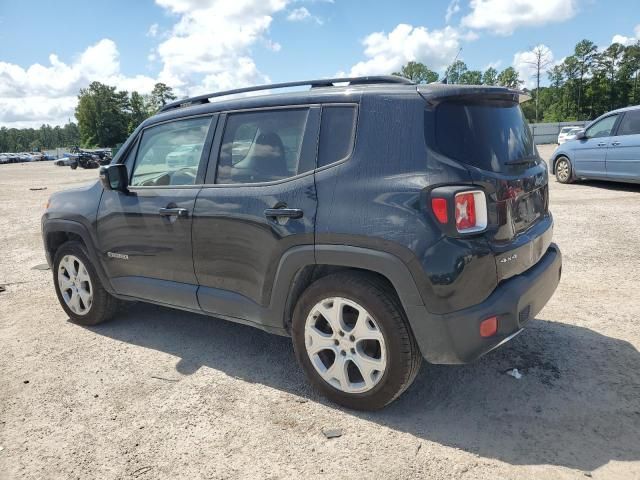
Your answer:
427;99;536;172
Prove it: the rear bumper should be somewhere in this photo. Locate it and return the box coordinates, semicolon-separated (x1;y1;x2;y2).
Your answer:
407;243;562;364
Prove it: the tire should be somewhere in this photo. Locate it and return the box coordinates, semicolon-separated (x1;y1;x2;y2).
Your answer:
53;241;120;326
291;272;422;410
555;156;573;184
70;162;77;170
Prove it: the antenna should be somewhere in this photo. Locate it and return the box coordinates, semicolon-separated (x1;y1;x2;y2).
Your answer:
441;47;463;84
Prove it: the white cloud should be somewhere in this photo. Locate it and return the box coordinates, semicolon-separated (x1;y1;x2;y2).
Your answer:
612;24;640;46
445;0;460;24
483;60;502;71
147;23;159;38
155;0;289;95
347;24;464;77
287;7;310;21
512;44;554;89
0;39;156;128
0;0;292;127
286;6;323;25
462;0;578;35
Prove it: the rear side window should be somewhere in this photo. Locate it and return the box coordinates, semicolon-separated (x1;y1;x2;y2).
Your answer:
428;100;535;172
318;106;357;168
617;110;640;136
216;108;312;184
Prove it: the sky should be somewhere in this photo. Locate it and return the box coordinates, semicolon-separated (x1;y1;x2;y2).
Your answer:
0;0;638;128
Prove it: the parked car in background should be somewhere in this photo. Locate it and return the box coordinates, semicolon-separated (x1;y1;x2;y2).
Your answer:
551;105;640;184
557;126;581;144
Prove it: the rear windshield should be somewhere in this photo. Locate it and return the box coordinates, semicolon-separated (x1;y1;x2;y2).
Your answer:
427;99;536;172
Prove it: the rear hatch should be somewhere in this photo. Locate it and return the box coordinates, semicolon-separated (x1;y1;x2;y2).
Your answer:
421;87;552;281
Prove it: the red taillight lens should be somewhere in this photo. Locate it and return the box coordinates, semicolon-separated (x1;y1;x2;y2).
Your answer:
431;198;448;224
454;190;487;233
480;316;498;337
455;192;476;230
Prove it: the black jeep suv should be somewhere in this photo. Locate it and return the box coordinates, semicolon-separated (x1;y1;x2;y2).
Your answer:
42;76;561;410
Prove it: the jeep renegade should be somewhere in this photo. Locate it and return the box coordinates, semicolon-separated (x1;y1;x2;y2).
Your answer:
42;76;562;410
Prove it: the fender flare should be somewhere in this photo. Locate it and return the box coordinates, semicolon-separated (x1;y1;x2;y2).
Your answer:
42;219;115;294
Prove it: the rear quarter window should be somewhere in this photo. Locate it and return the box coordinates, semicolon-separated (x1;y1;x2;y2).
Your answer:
317;106;357;168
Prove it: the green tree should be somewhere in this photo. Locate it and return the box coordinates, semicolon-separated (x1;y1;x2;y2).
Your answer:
150;82;177;111
444;60;468;84
482;67;498;85
497;67;522;88
459;70;483;85
574;40;598;119
392;61;438;83
128;91;153;133
75;81;130;147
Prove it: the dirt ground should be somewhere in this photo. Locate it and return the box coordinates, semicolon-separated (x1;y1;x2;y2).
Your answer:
1;145;639;480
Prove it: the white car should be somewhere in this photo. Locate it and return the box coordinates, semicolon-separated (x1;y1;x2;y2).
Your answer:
557;126;582;145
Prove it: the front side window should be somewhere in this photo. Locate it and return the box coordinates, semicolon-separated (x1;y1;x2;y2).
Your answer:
616;110;640;136
130;116;212;187
216;109;310;184
586;115;618;139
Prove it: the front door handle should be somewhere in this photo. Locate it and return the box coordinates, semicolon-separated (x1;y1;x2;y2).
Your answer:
159;207;189;218
264;208;303;219
597;142;607;147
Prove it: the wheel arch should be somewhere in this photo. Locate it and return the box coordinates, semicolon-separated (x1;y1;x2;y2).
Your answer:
275;245;426;349
43;219;114;294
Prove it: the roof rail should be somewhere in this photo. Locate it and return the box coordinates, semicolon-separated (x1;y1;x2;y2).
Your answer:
159;75;414;112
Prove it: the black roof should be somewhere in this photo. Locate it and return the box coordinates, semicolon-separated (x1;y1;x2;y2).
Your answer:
144;76;529;127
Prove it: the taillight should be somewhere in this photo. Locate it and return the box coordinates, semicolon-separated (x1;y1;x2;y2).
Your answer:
431;198;448;224
454;190;487;233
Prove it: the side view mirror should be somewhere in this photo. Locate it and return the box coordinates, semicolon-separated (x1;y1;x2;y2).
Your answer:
575;129;586;140
99;164;129;193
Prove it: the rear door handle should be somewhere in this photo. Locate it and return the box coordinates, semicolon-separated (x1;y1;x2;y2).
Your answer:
264;208;303;219
611;142;621;146
159;207;189;218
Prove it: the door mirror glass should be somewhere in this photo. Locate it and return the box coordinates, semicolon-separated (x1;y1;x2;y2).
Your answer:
100;164;129;192
574;129;586;140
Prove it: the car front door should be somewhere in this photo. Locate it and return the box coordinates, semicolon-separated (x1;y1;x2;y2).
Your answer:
97;114;217;309
192;106;320;328
572;114;619;179
605;109;640;182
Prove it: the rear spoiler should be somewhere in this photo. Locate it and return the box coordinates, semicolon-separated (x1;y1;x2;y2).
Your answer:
417;84;531;105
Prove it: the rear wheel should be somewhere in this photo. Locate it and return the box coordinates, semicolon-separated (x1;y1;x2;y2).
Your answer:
555;156;572;184
292;273;422;410
53;241;120;326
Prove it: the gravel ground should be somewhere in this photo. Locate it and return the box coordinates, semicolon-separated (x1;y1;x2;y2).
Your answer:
1;145;639;480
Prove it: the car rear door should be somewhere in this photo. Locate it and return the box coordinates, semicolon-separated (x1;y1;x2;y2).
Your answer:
192;106;320;326
572;114;619;179
97;114;217;309
605;109;640;182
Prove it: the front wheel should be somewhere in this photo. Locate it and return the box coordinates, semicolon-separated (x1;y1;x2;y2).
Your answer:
292;273;422;410
53;241;120;326
555;156;573;184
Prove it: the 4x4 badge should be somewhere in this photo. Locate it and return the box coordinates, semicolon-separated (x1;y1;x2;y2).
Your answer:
500;254;518;263
107;252;129;260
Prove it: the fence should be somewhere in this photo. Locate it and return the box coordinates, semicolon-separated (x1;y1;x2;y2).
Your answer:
529;121;588;145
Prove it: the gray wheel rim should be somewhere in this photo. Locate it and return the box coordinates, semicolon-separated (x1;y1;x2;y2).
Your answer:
557;160;570;181
58;254;93;315
304;297;387;394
